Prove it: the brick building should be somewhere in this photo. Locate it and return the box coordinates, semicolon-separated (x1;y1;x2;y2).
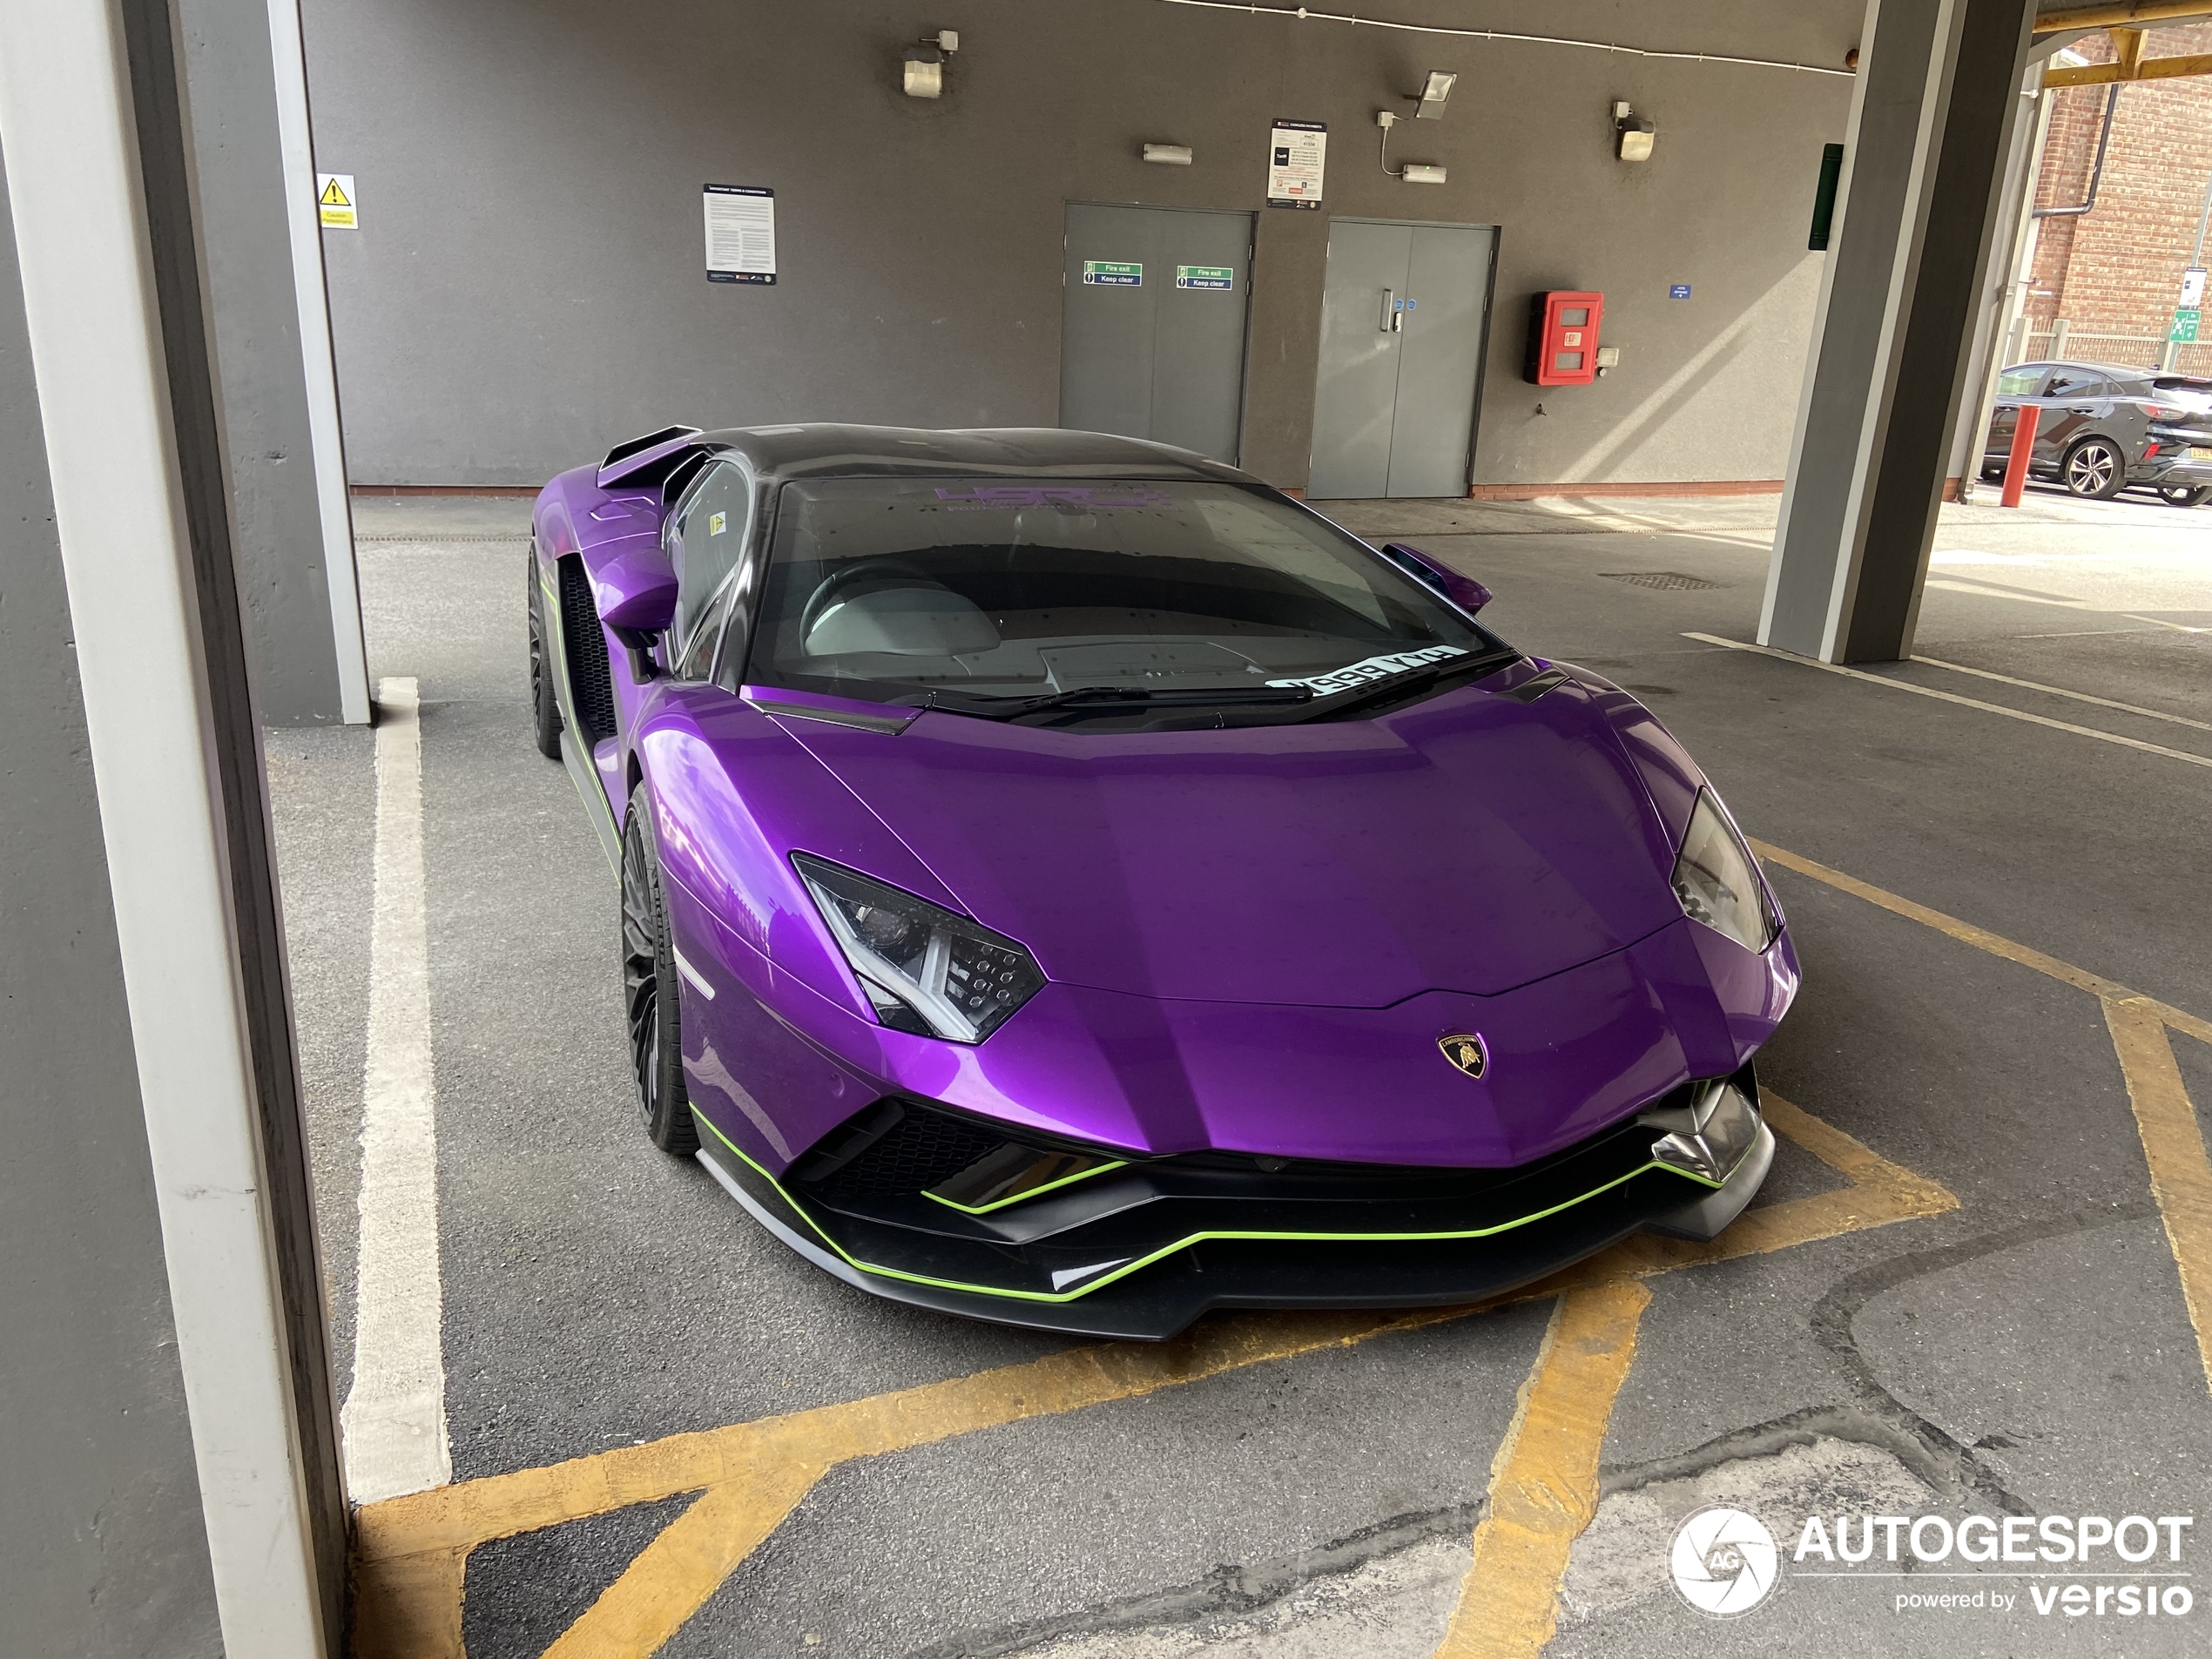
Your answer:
2024;21;2212;376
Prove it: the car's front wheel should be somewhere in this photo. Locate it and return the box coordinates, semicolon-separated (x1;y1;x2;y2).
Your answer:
621;781;698;1155
2062;436;2126;500
2155;483;2209;508
526;546;563;760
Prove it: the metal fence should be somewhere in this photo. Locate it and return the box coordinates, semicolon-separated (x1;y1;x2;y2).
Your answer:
2020;328;2212;378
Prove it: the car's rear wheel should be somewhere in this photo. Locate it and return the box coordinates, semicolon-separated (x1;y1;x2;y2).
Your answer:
621;781;698;1155
2062;436;2126;500
2155;484;2209;508
526;546;563;760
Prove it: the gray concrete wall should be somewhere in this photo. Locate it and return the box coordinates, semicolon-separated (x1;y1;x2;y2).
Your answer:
0;152;226;1659
302;0;1860;490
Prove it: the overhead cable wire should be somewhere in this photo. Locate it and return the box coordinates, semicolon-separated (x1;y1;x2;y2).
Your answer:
1150;0;1859;77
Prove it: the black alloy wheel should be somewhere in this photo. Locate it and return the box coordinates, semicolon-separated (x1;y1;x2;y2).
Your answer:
621;781;698;1154
2155;484;2209;508
2062;436;2127;500
526;545;563;759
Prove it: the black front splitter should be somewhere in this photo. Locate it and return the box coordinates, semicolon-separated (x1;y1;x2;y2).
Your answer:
696;1123;1773;1341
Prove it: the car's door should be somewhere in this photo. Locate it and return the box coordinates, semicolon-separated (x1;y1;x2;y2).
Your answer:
1986;364;2049;464
2035;366;2115;464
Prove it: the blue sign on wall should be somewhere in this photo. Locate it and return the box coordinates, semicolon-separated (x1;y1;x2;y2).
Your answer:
1669;284;1692;300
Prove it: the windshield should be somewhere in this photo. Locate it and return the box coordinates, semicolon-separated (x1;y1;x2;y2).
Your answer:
743;478;1513;725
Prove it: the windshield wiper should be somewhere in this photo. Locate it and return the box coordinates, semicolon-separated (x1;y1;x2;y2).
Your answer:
924;685;1300;725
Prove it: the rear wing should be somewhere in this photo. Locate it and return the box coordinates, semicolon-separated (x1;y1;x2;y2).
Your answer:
596;425;703;489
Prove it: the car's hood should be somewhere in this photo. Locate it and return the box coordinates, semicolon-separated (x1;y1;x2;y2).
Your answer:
772;674;1685;1007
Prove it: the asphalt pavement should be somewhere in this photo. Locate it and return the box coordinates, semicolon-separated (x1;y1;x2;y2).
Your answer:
271;483;2212;1659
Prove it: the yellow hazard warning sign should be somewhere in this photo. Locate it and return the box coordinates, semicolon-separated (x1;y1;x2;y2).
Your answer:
316;172;357;231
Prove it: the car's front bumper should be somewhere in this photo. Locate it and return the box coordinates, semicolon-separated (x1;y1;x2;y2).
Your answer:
691;1072;1774;1339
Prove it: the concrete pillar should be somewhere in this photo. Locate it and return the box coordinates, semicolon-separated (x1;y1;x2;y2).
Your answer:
177;0;370;724
1948;65;2050;503
1760;0;2039;664
0;0;346;1653
0;151;230;1659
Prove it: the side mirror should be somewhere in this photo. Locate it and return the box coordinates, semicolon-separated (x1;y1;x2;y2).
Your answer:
592;545;678;679
1380;542;1494;615
593;544;678;633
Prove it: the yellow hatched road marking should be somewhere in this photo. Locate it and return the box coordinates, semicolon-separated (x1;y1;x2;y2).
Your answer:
351;1088;1952;1658
1435;1280;1650;1659
1750;839;2212;1048
1759;846;2212;1394
2102;998;2212;1393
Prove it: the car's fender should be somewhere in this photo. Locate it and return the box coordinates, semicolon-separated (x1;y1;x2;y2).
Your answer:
632;686;967;1020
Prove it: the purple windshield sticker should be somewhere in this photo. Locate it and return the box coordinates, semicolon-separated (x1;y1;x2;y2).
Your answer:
932;485;1175;509
1268;645;1467;698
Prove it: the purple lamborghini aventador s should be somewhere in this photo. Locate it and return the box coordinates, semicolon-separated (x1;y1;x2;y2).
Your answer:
528;423;1797;1339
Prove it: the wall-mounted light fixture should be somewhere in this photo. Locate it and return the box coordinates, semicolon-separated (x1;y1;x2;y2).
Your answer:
902;30;959;98
1613;101;1656;162
1142;143;1194;165
1378;71;1455;183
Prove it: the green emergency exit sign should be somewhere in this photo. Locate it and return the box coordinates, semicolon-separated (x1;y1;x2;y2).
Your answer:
2172;308;2200;343
1176;265;1236;291
1082;260;1142;287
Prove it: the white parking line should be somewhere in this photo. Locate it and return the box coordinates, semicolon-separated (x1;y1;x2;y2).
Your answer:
340;677;451;1503
1683;634;2212;772
1912;656;2212;734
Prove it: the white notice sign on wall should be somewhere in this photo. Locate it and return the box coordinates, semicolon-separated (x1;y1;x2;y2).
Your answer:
705;185;776;284
1266;121;1325;210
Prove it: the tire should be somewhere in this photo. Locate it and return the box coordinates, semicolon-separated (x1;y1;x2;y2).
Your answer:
2061;436;2126;500
620;781;698;1155
526;545;563;759
2155;484;2209;508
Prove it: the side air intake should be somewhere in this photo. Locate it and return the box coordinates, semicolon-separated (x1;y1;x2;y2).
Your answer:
557;556;617;745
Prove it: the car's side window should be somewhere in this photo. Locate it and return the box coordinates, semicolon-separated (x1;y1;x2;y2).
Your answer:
667;461;755;678
1996;367;2047;398
2045;370;2112;399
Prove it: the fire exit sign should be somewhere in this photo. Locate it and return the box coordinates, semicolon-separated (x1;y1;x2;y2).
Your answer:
2173;309;2201;344
1082;261;1142;287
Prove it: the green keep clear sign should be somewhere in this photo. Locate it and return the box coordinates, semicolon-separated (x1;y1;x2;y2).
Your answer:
1082;261;1142;287
1176;265;1236;291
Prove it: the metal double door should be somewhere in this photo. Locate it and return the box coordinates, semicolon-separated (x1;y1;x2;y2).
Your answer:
1060;203;1253;464
1309;220;1495;499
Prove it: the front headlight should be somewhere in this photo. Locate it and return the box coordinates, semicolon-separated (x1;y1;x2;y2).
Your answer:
792;853;1045;1042
1670;788;1778;953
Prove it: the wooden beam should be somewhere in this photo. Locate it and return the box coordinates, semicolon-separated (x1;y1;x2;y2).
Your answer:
2036;1;2212;29
2042;49;2212;83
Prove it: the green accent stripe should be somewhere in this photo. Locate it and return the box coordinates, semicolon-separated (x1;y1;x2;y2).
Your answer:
691;1109;1722;1306
921;1159;1129;1216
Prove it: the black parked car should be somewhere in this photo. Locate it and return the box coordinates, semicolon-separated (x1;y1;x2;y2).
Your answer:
1982;361;2212;506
